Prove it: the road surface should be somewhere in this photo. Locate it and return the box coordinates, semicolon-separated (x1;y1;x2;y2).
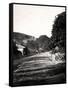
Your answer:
13;52;66;86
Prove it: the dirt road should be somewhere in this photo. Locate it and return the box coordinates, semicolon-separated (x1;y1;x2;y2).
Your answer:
13;52;66;86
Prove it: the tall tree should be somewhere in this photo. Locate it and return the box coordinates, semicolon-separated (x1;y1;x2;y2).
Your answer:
51;12;66;50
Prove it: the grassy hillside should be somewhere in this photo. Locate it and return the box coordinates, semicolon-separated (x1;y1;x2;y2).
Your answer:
13;32;50;55
13;32;35;45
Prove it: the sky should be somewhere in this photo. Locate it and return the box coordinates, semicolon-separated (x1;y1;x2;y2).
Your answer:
13;4;65;38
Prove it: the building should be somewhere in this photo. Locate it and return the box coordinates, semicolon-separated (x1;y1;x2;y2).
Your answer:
16;44;25;55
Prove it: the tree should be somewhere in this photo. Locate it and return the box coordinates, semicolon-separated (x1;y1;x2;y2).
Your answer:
12;41;18;55
37;35;50;51
27;40;39;50
50;12;66;51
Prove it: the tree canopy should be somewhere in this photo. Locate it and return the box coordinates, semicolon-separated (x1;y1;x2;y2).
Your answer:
50;12;66;51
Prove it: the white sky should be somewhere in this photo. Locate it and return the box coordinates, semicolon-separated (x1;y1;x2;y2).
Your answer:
14;4;65;38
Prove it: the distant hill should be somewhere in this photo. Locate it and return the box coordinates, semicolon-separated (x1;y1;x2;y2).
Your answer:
12;32;50;53
13;32;36;45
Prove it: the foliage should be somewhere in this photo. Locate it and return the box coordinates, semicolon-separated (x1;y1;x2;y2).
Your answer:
12;41;18;55
50;12;66;51
37;35;50;51
12;41;22;59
